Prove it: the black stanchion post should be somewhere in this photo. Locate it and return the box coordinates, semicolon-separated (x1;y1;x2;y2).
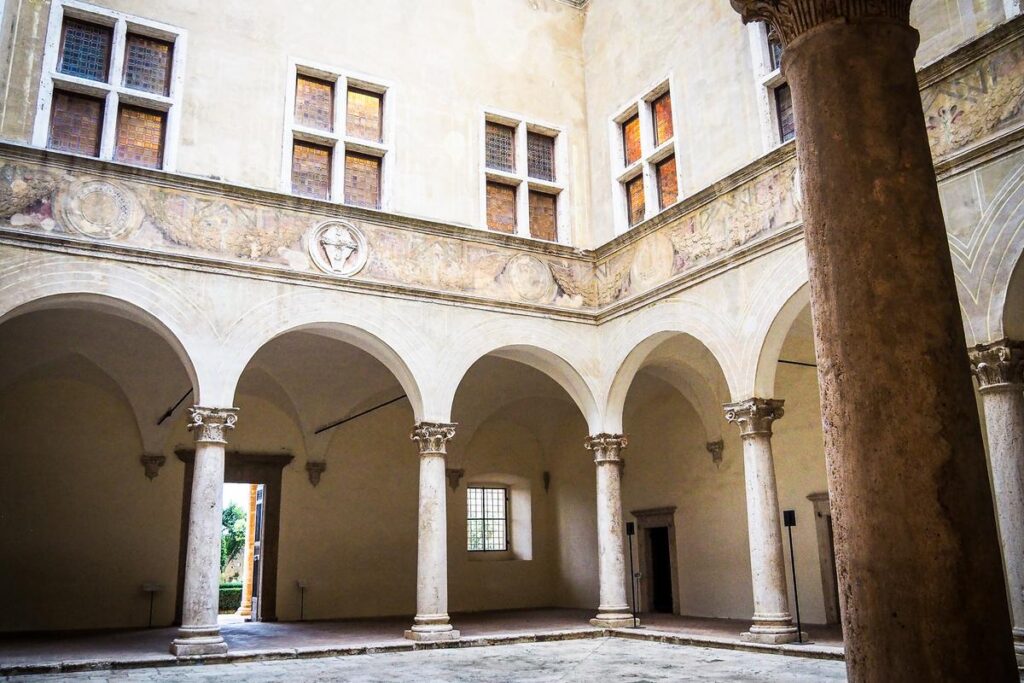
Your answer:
783;509;802;643
626;522;638;628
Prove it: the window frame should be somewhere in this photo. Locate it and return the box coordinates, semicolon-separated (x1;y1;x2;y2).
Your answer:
609;76;682;235
747;22;793;152
281;58;393;209
479;109;569;244
466;484;510;553
32;0;187;171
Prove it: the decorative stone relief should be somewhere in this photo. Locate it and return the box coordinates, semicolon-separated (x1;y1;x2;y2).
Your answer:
585;433;628;465
56;179;143;240
730;1;913;44
411;422;457;456
724;398;785;437
308;220;368;277
305;460;327;486
187;406;239;444
0;164;62;219
706;439;725;468
969;340;1024;391
140;453;166;480
502;254;558;302
445;468;465;490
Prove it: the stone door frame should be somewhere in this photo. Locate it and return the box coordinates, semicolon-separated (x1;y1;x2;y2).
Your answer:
630;506;680;615
807;491;840;625
174;451;293;624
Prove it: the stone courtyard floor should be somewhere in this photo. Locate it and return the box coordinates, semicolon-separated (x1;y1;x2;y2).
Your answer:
5;637;848;682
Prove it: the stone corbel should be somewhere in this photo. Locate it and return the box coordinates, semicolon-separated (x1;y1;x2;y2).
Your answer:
706;440;725;468
445;468;465;490
305;460;327;487
140;454;166;480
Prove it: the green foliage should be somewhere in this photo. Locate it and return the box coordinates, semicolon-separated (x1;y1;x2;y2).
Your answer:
218;583;243;612
221;502;247;572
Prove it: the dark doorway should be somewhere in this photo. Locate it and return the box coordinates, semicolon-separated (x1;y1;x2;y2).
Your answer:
648;526;673;613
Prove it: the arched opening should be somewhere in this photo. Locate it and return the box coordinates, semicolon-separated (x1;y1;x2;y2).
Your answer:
446;349;596;623
0;300;198;633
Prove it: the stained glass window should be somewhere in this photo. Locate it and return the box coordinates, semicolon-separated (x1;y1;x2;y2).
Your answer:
467;487;508;552
292;141;331;200
652;92;673;146
114;105;165;168
48;91;104;157
344;151;381;209
485;122;515;172
123;34;173;95
622;114;641;166
656;156;678;210
295;75;334;132
529;191;557;242
346;88;383;142
776;83;795;142
486;181;516;233
626;175;645;226
58;18;112;82
527;132;555;181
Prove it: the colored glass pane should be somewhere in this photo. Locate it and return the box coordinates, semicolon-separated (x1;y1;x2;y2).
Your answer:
622;114;641;166
528;190;557;242
346;88;383;141
776;83;795;142
58;18;112;82
657;156;678;209
626;175;645;226
292;141;332;199
123;34;173;95
114;105;165;169
486;181;516;233
527;132;555;181
344;151;381;209
295;75;334;132
485;122;515;172
47;91;104;157
652;92;673;146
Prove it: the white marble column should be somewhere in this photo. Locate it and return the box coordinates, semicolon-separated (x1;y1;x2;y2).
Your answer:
585;433;634;628
725;398;799;644
170;406;238;656
405;422;459;641
970;341;1024;664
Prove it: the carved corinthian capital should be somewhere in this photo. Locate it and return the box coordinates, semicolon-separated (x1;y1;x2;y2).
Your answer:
969;340;1024;392
724;398;785;437
187;406;238;443
585;433;628;465
730;0;912;45
411;422;457;456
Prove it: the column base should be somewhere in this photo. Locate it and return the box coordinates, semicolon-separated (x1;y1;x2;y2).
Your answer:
405;613;460;642
404;628;461;642
169;625;227;656
590;609;638;628
741;628;807;645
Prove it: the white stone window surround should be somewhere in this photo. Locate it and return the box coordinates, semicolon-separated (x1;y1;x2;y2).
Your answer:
608;75;682;236
479;108;570;245
280;58;394;210
747;22;789;153
31;0;187;171
465;475;533;562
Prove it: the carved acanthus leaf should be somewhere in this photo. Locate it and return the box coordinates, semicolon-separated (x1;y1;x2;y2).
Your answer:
969;341;1024;391
187;406;239;443
724;398;785;437
411;422;457;456
730;0;912;45
585;433;628;464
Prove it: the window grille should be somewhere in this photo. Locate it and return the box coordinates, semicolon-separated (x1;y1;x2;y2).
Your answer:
123;33;172;95
114;105;165;168
48;91;104;156
775;83;795;142
291;140;332;200
626;174;645;226
622;114;642;166
346;88;383;142
486;181;517;233
485;122;515;172
652;92;673;146
527;132;555;181
528;191;557;242
344;151;381;209
467;486;508;552
656;156;678;210
295;75;334;132
58;18;112;82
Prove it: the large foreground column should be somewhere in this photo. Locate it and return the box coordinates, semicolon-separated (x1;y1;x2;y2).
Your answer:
730;2;1017;679
170;406;238;656
406;422;459;641
585;434;634;628
725;398;799;644
970;341;1024;664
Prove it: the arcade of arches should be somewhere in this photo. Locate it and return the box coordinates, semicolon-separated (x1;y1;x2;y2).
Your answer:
2;0;1024;680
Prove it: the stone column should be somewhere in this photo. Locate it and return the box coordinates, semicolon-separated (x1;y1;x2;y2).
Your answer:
170;406;237;656
585;434;633;627
405;422;459;641
730;2;1017;679
970;341;1024;665
725;398;799;644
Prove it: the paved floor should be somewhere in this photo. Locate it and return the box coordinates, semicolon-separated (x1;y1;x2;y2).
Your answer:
5;637;848;682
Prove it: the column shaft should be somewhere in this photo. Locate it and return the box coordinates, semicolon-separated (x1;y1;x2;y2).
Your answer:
586;434;633;628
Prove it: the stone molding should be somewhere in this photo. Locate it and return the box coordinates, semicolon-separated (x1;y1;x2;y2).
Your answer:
140;453;166;480
730;1;912;45
706;439;725;468
724;398;785;437
585;433;628;465
305;460;327;486
187;406;238;444
970;340;1024;391
411;422;457;456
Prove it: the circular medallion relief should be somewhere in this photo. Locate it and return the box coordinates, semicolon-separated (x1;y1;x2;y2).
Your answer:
503;254;557;302
56;179;143;240
629;232;675;293
307;220;368;277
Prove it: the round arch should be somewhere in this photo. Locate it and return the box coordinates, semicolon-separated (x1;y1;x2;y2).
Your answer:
752;282;811;398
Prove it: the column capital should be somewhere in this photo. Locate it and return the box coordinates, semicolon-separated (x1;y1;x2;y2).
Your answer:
724;398;785;437
730;0;912;45
187;406;238;444
970;341;1024;393
585;433;628;464
411;422;457;456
